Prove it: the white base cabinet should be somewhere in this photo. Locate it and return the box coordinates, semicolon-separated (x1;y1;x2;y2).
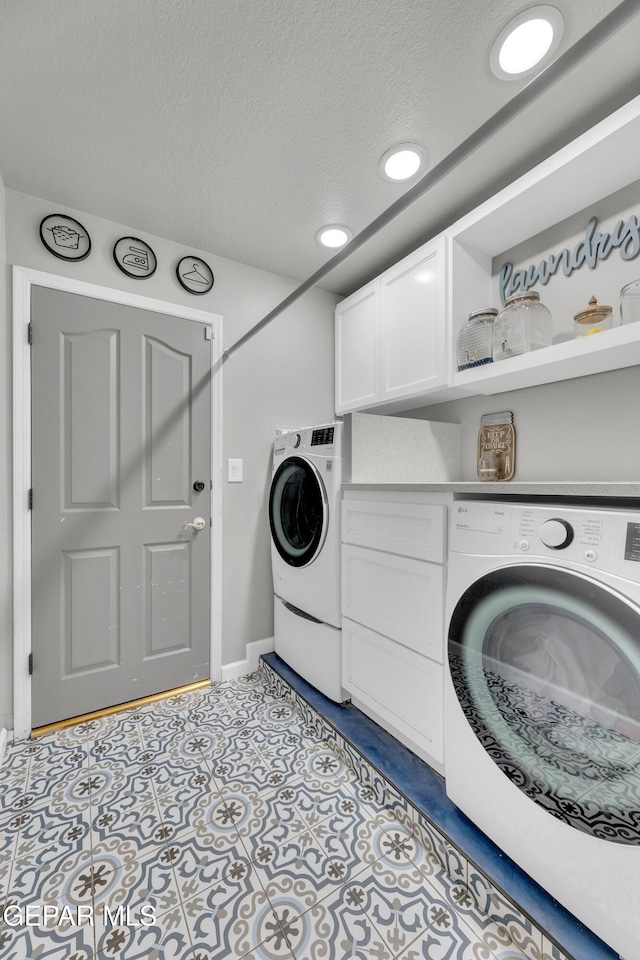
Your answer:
341;491;449;772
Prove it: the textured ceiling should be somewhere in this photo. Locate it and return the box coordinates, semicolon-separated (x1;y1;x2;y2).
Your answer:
1;0;639;295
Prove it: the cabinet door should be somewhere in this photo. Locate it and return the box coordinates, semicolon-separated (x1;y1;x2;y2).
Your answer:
342;617;443;766
380;236;447;400
335;279;380;413
342;544;444;662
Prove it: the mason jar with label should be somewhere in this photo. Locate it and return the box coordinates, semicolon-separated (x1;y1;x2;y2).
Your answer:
493;291;552;361
477;411;516;481
456;307;498;371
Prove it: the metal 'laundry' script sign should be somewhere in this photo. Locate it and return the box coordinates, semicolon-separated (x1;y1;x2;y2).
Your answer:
499;213;640;304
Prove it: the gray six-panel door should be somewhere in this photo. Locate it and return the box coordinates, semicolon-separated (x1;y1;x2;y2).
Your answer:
31;287;212;727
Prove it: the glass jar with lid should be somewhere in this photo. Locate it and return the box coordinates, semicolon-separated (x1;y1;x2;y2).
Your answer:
457;307;498;371
620;279;640;325
574;295;613;337
493;291;552;361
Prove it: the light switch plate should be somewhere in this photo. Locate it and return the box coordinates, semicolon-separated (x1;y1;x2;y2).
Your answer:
228;458;243;482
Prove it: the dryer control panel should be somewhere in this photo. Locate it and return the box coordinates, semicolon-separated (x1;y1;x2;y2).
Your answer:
311;426;335;446
274;421;341;457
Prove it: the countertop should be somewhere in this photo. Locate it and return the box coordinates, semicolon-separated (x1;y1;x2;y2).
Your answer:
342;481;640;498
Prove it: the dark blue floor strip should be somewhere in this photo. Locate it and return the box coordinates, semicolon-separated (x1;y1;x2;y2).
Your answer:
262;652;618;960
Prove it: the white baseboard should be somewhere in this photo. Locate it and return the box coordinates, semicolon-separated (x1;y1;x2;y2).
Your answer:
0;728;9;769
221;637;275;682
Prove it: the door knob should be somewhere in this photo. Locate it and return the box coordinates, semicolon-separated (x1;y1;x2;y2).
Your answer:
183;517;206;531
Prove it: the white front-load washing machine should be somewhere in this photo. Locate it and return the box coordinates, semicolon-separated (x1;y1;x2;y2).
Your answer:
269;422;344;702
445;500;640;960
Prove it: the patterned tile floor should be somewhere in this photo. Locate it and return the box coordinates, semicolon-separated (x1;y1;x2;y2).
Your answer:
0;673;532;960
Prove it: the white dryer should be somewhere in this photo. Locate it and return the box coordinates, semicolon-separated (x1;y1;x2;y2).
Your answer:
445;500;640;960
269;422;343;702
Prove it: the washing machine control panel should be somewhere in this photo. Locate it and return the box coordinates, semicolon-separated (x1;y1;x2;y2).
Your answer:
450;501;640;573
517;510;601;546
513;508;640;577
538;518;574;549
624;522;640;562
516;509;602;558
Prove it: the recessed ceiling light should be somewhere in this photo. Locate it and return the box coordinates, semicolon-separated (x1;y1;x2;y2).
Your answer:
490;5;563;80
316;225;352;249
379;143;425;182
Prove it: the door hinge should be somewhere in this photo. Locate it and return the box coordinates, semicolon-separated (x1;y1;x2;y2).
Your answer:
28;653;33;675
28;488;33;510
204;325;213;340
27;322;33;345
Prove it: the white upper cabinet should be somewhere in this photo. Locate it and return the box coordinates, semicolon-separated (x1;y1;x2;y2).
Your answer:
380;235;446;401
335;278;380;413
336;93;640;413
335;235;448;414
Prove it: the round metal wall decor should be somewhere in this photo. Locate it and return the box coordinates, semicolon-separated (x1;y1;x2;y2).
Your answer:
40;214;91;262
113;237;157;279
176;256;214;295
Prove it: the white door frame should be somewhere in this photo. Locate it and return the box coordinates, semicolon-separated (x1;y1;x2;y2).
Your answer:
12;265;223;740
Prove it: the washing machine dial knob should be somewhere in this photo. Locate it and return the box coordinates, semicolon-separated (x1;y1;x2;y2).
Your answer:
293;433;301;449
539;518;574;549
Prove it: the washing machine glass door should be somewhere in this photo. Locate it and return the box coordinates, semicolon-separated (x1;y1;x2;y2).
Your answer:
269;456;328;567
449;564;640;844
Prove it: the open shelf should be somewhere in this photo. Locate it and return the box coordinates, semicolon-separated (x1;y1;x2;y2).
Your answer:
452;321;640;396
445;93;640;403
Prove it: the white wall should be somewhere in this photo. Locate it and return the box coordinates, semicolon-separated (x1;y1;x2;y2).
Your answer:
399;365;640;482
0;173;10;731
3;190;337;729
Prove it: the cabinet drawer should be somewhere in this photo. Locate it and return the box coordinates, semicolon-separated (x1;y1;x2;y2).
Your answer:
341;498;445;562
342;544;444;661
342;617;443;765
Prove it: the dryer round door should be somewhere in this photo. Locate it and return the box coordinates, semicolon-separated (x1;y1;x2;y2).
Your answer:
448;564;640;844
269;456;328;567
